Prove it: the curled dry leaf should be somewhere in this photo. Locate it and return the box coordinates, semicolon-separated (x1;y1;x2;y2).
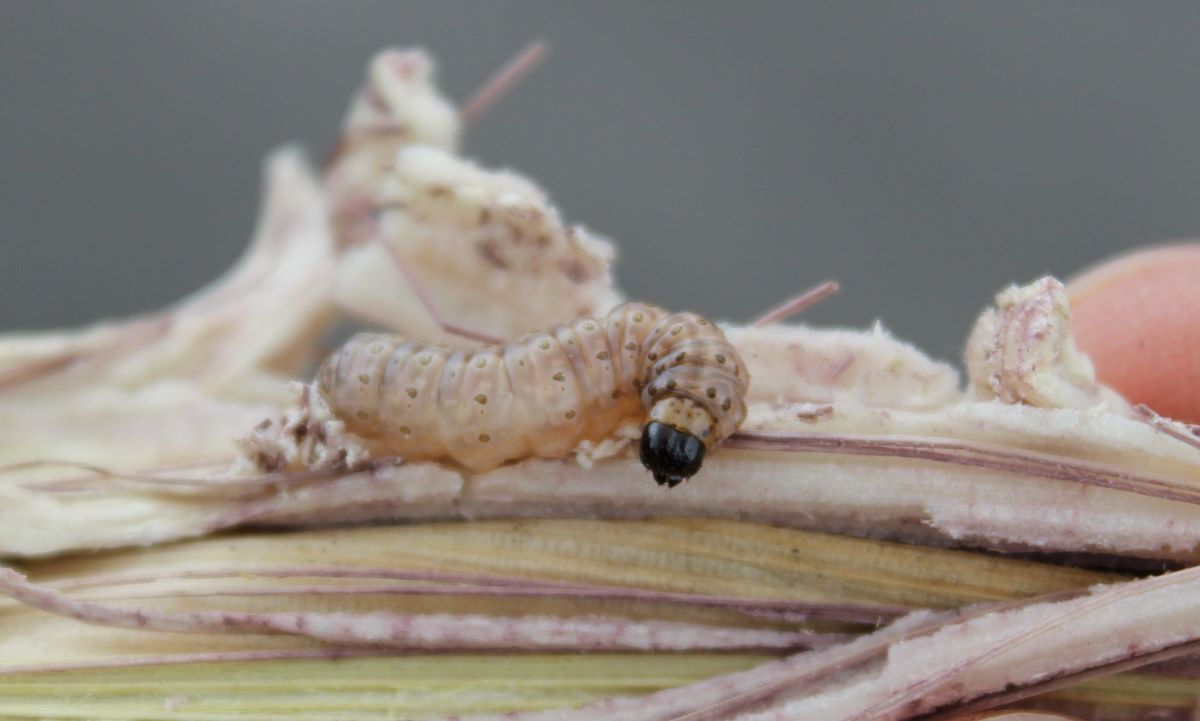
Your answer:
324;47;460;247
333;145;622;344
325;48;620;344
2;44;1199;721
965;276;1129;414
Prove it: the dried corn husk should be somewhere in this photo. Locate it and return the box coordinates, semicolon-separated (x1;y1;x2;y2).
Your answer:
0;519;1164;720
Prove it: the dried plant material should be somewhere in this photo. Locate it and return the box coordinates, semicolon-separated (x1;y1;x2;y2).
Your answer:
751;280;842;327
392;567;1200;721
0;655;763;720
0;149;332;402
7;398;1199;559
333;146;621;343
0;150;332;486
459;41;549;127
0;567;823;653
453;420;1200;561
1135;403;1200;452
798;566;1200;721
19;520;1116;616
728;322;961;411
1041;672;1200;718
324;48;459;247
0;520;1134;718
966;277;1128;413
233;382;371;474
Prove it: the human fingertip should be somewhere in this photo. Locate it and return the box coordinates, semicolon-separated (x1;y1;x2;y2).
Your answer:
1066;242;1200;423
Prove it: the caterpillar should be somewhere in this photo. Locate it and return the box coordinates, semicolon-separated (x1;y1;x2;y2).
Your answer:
315;303;749;487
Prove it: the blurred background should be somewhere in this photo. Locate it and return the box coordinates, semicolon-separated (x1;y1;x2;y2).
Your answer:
3;2;1200;363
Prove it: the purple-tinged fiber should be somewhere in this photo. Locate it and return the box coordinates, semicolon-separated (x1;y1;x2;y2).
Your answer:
0;568;821;653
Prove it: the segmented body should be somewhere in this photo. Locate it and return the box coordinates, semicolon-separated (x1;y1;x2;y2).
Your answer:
316;303;749;474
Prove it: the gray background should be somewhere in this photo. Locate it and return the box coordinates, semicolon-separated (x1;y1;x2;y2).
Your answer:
3;2;1199;363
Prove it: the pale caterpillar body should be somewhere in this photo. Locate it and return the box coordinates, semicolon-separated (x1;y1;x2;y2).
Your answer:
316;303;749;486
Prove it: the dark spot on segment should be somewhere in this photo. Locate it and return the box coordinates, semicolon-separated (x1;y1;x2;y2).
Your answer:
625;342;638;351
633;312;645;323
358;373;371;384
565;410;576;419
539;340;551;350
419;355;432;366
715;354;726;364
406;387;418;398
611;389;621;399
722;399;732;411
399;425;412;435
647;352;659;362
697;319;709;326
666;380;676;391
356;410;369;420
474;357;487;368
706;388;717;398
478;433;491;443
553;372;566;382
596;351;610;361
474;394;488;405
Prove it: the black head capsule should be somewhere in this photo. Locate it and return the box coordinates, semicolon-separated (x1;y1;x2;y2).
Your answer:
639;421;706;488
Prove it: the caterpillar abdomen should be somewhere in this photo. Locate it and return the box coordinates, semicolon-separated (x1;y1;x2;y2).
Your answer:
316;303;748;486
